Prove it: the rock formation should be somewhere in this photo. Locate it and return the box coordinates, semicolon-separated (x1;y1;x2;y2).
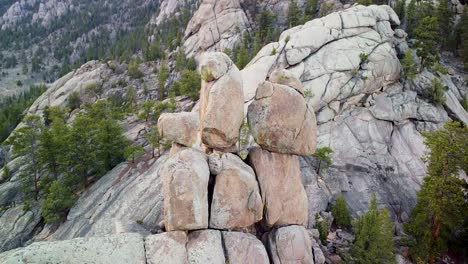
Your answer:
157;112;200;147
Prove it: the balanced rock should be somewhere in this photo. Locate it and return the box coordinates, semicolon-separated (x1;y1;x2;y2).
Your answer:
209;153;263;230
157;112;200;148
248;147;308;227
160;149;209;231
198;52;244;150
187;230;225;264
247;70;317;155
145;231;188;264
223;231;269;264
268;225;314;264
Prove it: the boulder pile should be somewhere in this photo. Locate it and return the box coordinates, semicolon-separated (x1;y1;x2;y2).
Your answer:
157;52;321;263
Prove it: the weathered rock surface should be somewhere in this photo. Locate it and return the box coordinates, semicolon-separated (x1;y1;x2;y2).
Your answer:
268;225;314;264
248;70;317;155
210;153;263;229
44;156;168;240
0;233;146;264
158;112;200;147
241;5;402;111
0;205;42;253
248;147;308;227
161;149;209;231
199;52;244;149
223;231;269;264
145;231;188;264
187;230;225;264
148;0;197;27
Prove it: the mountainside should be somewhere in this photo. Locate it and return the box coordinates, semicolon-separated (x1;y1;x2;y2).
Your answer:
0;0;467;263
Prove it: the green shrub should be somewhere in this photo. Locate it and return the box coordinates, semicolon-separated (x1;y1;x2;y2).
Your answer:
41;181;75;224
331;194;352;228
424;78;448;107
67;91;82;111
311;147;334;174
127;61;143;79
315;213;329;245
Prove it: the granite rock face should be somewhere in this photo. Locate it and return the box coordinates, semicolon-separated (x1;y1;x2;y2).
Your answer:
145;231;188;264
223;231;270;264
0;233;146;264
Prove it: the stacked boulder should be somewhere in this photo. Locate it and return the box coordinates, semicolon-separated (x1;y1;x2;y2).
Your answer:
156;52;320;264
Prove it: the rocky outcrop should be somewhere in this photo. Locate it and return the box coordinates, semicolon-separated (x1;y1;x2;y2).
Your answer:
158;112;200;147
0;233;146;264
161;148;209;231
248;70;317;155
148;0;197;27
241;5;402;111
209;153;263;229
183;0;250;57
199;52;244;149
267;225;314;264
248;147;308;227
0;205;42;253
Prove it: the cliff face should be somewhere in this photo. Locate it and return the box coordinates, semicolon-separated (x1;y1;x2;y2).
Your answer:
0;2;467;262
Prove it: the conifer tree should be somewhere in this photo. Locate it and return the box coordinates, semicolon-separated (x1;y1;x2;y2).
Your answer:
158;61;170;99
41;180;75;224
351;194;395;264
311;147;333;174
287;2;302;27
145;126;161;158
7;115;44;202
303;0;318;22
414;16;440;70
424;78;448;107
435;0;453;49
401;50;418;81
331;194;352;229
405;122;468;263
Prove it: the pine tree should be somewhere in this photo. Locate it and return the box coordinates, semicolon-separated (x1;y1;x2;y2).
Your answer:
67;114;97;188
158;61;170;99
331;194;352;229
311;147;334;174
96;118;128;173
423;78;448;107
351;194;395;264
125;145;145;163
394;0;405;21
7;115;44;202
401;50;418;81
236;43;250;70
179;70;201;101
435;0;454;49
405;122;468;263
41;180;75;224
414;16;440;70
287;1;302;27
459;9;468;71
145;126;161;158
303;0;318;22
139;100;156;122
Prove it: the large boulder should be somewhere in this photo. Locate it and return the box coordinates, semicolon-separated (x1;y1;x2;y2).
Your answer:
248;147;308;227
223;231;269;264
160;149;209;231
145;231;188;264
187;230;225;264
0;233;146;264
198;52;244;150
248;70;317;155
209;153;263;229
267;225;314;264
158;112;200;148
